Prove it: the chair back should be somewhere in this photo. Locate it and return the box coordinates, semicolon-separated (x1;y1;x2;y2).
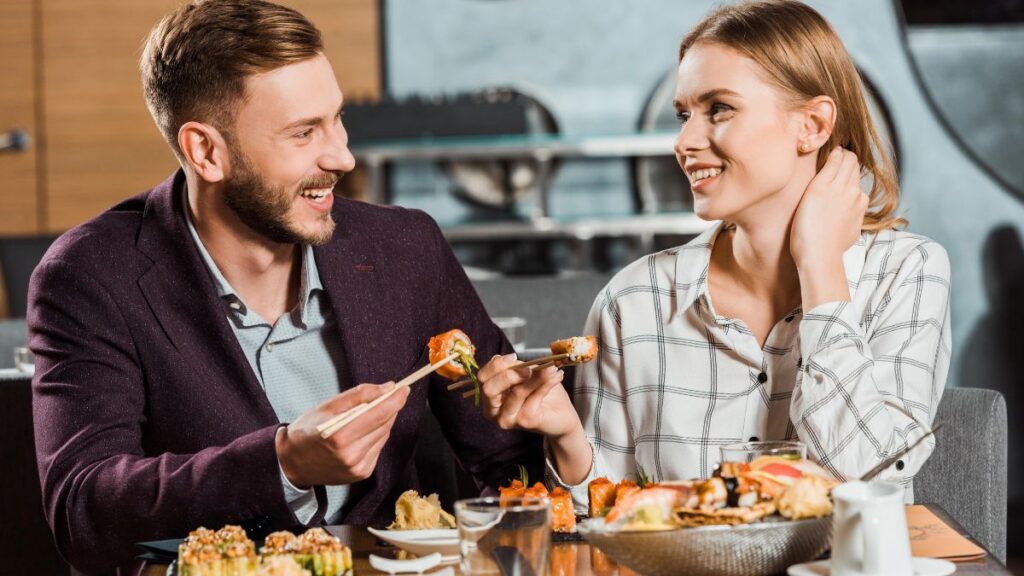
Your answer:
0;236;57;318
0;370;69;574
914;387;1007;562
472;273;612;349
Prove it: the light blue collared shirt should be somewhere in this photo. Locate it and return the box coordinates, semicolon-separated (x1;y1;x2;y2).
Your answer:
183;190;349;523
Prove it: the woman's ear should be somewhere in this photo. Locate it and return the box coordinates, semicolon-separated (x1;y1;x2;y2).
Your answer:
178;121;230;183
797;95;836;154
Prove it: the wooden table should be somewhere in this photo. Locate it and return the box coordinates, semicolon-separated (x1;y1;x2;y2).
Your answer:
144;504;1009;575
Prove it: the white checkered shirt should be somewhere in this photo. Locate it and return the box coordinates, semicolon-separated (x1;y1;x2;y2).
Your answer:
551;222;951;510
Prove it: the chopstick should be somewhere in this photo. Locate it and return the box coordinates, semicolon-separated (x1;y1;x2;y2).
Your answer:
459;359;580;399
446;353;570;392
318;352;458;439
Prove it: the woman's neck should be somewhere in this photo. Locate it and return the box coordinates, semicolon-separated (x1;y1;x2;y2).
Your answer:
711;170;815;315
714;223;800;310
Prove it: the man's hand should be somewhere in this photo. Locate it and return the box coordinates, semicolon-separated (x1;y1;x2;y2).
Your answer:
478;354;579;439
275;383;411;488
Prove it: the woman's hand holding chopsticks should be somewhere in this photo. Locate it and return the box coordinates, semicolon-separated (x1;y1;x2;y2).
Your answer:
477;354;574;436
477;354;594;485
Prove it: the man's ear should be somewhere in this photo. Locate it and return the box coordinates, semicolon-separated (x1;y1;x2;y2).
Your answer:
178;121;230;183
797;95;836;154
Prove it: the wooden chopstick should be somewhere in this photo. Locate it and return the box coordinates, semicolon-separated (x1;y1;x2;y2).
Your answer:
318;352;458;439
446;353;570;392
460;359;580;399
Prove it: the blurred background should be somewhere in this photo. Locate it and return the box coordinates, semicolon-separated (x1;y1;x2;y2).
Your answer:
1;0;1022;573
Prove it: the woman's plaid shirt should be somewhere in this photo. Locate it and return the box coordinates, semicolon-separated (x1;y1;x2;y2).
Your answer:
551;222;951;511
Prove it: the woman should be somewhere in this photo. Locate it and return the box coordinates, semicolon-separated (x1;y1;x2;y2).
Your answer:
478;0;950;510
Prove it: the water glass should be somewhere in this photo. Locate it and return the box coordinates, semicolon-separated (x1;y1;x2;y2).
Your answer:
455;496;550;576
720;440;806;464
492;316;527;351
14;347;35;374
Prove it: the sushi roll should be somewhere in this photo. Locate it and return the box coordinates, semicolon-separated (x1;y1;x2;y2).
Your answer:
588;477;616;518
549;336;598;365
429;329;482;404
614;479;640;503
178;525;258;576
549;487;576;533
291;528;353;576
259;531;299;557
257;556;311;576
428;329;477;380
499;479;527;505
523;481;549;504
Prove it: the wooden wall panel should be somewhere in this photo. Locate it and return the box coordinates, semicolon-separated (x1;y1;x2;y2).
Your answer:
40;0;381;233
0;0;40;235
40;0;181;232
293;0;383;102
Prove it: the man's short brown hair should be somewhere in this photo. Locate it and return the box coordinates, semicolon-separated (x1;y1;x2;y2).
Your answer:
140;0;323;162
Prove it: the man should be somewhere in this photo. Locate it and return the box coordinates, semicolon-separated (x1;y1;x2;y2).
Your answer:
28;1;553;573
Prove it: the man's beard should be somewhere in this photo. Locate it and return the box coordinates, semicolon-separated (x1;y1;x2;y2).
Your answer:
222;145;338;246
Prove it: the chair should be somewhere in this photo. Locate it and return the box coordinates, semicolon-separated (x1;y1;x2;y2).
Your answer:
0;369;70;575
915;387;1007;562
0;236;58;319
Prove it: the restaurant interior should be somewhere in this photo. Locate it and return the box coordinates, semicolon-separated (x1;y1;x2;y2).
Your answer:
1;0;1022;574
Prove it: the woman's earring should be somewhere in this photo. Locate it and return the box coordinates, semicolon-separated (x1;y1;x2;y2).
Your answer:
800;143;811;153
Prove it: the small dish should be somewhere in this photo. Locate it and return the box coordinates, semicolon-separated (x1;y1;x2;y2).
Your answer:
367;527;459;562
369;552;442;574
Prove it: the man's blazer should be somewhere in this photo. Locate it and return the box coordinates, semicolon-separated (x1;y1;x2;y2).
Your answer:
28;171;543;574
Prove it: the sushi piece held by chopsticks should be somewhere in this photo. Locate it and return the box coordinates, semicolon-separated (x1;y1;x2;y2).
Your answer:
549;336;598;365
429;329;483;405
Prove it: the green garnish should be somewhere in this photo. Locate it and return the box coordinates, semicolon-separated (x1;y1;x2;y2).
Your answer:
636;464;656;488
453;342;481;406
517;464;529;486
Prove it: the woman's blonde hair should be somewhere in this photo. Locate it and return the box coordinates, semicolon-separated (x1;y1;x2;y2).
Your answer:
680;0;905;230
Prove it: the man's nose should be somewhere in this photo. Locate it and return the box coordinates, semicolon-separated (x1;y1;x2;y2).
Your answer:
321;122;356;173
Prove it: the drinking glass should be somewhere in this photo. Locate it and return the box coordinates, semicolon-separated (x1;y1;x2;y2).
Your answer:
14;347;35;374
455;496;550;576
720;440;806;464
492;316;527;351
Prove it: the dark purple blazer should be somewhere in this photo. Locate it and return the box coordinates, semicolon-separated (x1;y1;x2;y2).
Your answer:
28;171;543;575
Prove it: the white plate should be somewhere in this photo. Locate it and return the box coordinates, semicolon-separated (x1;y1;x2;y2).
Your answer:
367;527;460;562
788;557;956;576
369;552;443;574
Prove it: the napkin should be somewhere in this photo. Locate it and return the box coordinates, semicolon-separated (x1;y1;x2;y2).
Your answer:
906;505;987;562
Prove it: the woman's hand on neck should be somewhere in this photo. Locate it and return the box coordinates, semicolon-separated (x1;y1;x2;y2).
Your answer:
788;148;869;311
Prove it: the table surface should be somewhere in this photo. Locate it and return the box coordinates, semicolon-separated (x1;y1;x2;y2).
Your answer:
144;503;1009;576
